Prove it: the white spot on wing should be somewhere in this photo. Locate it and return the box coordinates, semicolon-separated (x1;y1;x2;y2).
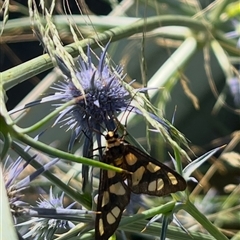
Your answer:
107;170;116;178
111;206;121;218
157;178;164;190
148;181;156;191
106;207;121;225
107;212;115;224
125;153;137;165
132;166;145;186
146;162;161;173
102;191;109;207
148;179;164;192
99;218;104;236
167;172;178;185
109;182;126;195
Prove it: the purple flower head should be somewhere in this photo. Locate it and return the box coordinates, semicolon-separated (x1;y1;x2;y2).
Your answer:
51;43;131;153
9;39;173;157
4;155;59;214
22;188;75;240
3;133;60;216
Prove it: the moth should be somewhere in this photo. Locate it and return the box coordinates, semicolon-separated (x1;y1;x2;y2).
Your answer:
95;130;186;240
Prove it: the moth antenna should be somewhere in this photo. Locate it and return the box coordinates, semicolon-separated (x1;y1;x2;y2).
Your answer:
115;88;140;139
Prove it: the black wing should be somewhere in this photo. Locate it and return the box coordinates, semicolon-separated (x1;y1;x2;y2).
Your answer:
95;134;186;240
123;144;186;196
95;166;130;240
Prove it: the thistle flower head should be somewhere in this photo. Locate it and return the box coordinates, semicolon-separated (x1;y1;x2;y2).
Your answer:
22;188;75;240
37;189;65;209
3;134;60;217
9;40;174;154
4;156;29;208
51;44;130;152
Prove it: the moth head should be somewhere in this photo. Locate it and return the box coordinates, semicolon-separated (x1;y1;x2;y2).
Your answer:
105;131;119;140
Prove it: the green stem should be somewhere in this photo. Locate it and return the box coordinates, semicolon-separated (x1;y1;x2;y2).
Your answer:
2;15;209;90
120;201;176;227
19;96;85;133
0;164;19;240
12;125;126;174
208;0;231;25
184;200;229;240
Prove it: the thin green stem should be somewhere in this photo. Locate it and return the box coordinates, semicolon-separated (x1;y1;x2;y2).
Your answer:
12;125;127;174
19;96;86;133
120;201;176;227
184;200;229;240
0;164;19;240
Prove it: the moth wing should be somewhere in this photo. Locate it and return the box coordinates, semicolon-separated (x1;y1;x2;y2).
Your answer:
95;168;130;240
123;145;186;196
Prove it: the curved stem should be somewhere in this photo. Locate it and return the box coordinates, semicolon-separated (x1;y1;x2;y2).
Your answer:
2;15;209;90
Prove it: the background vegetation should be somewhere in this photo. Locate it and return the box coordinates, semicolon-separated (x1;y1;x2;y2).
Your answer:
0;0;239;240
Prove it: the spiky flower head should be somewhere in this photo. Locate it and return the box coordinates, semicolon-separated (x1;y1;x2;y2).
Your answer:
9;39;173;155
3;152;59;217
4;156;30;210
50;44;131;152
22;188;75;240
